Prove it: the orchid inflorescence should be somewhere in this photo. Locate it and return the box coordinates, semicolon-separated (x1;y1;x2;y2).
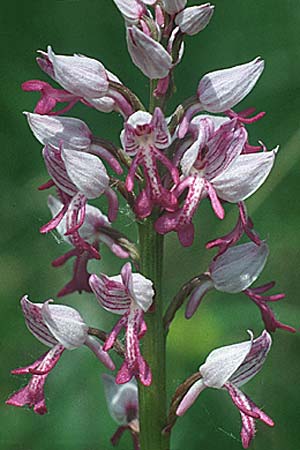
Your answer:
6;1;295;449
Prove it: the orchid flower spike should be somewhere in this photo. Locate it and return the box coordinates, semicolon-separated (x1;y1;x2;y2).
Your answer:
48;195;130;297
6;296;115;415
102;374;140;449
176;330;274;449
185;241;295;333
123;108;179;218
155;117;276;246
89;262;154;386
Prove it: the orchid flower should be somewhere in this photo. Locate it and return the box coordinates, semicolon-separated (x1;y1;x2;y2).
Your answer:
40;140;118;238
22;46;133;117
89;263;154;385
178;58;265;138
25;112;123;175
185;241;295;332
6;296;114;415
25;111;121;240
102;374;140;450
123;108;179;218
155;117;276;246
176;331;273;449
48;195;130;297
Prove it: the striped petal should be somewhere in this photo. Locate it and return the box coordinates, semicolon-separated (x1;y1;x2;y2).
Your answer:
21;296;57;347
229;330;272;386
43;144;77;196
151;107;171;149
89;273;131;315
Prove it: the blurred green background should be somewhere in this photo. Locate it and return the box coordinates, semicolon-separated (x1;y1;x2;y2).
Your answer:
1;1;299;449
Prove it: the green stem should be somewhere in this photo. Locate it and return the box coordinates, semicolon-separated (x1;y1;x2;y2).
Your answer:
138;217;170;450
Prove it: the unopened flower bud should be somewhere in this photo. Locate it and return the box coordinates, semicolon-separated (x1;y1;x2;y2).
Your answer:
163;0;187;15
47;46;109;99
127;26;172;79
113;0;146;23
175;4;214;36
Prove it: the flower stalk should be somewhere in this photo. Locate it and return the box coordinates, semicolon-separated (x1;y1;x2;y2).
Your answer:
138;217;169;450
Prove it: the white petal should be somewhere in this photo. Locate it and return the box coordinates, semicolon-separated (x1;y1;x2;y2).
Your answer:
180;140;200;175
198;57;264;113
102;374;138;424
41;301;88;350
62;149;109;198
181;117;214;175
25;112;91;150
213;149;277;203
86;96;116;113
127;110;153;128
210;241;269;293
131;273;154;312
200;332;253;388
